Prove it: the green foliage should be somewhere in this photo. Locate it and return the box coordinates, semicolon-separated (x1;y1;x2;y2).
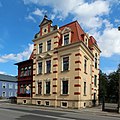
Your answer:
99;64;120;103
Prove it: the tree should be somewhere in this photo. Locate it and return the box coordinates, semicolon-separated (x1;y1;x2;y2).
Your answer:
99;70;108;103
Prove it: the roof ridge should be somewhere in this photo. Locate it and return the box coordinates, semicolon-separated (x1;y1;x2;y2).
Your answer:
59;20;77;28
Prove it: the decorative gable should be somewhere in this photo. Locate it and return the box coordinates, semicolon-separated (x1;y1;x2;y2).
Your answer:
44;53;52;59
39;15;52;27
61;27;71;34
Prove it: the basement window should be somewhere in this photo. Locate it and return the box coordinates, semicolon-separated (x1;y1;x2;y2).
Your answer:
61;101;68;107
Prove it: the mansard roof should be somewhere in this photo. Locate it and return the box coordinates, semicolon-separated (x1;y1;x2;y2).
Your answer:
59;21;85;44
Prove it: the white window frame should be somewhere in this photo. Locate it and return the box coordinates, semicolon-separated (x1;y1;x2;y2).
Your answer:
38;43;43;54
62;33;70;46
2;91;6;97
45;59;51;73
2;82;6;89
44;79;51;95
62;56;70;71
61;78;69;95
37;62;42;74
15;84;17;90
9;83;13;89
61;101;68;108
47;40;51;51
45;101;50;106
9;91;13;97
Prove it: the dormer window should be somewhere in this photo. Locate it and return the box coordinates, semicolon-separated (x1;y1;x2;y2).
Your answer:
63;34;69;45
62;27;71;46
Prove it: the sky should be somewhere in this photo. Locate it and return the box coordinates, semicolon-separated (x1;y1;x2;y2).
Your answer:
0;0;120;76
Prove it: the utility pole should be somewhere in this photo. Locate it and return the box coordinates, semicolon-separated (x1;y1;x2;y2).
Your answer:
118;27;120;113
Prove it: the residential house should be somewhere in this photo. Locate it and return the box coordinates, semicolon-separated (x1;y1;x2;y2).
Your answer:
15;59;33;104
31;16;101;108
0;74;17;98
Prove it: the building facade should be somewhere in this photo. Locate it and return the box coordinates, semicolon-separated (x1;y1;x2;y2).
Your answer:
30;16;101;109
0;74;17;98
15;59;33;104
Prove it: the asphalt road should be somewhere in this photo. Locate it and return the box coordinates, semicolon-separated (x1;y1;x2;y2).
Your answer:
0;103;120;120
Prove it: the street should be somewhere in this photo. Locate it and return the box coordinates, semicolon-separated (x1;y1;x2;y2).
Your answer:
0;103;120;120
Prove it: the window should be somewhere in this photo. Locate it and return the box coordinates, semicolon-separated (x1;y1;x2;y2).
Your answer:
15;84;17;89
46;60;51;73
2;92;6;97
2;83;6;89
39;43;43;53
38;82;42;95
9;92;13;97
84;82;86;95
9;83;13;89
47;40;51;51
84;59;87;73
61;80;68;95
61;102;68;107
45;101;49;106
94;75;97;87
63;56;69;71
38;62;42;74
20;84;26;94
20;68;24;77
28;66;32;76
63;34;69;45
24;67;28;76
45;81;50;94
85;38;88;46
95;53;97;69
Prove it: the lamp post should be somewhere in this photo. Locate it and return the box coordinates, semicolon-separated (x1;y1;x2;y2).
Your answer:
118;27;120;113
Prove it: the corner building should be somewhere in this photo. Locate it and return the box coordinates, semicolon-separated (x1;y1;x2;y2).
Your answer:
32;16;101;109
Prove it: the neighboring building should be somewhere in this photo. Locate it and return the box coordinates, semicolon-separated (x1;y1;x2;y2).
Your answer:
15;59;33;104
31;15;101;109
0;74;17;98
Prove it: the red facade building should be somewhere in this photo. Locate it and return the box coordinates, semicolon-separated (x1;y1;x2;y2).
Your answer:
15;59;33;100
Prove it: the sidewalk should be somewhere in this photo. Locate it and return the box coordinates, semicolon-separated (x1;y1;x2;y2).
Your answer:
5;103;120;118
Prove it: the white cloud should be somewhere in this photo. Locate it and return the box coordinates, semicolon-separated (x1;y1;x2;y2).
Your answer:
0;71;6;75
0;44;33;63
96;27;120;57
23;0;109;28
32;8;46;17
25;14;36;22
22;0;120;57
73;1;110;29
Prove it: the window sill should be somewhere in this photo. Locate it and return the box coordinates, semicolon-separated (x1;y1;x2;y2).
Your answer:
37;73;43;76
44;94;51;96
44;72;52;75
61;70;69;73
36;94;42;96
60;94;69;96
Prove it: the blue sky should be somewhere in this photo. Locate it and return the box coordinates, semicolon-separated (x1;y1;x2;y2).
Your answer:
0;0;120;76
